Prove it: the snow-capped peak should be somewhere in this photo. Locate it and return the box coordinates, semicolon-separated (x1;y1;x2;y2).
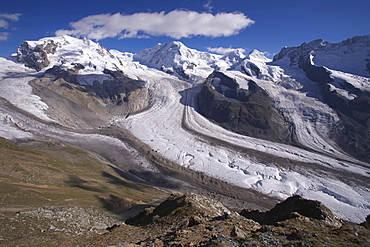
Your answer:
134;41;195;66
273;35;370;77
231;49;273;80
220;49;246;65
134;41;231;80
2;34;370;225
222;48;246;58
247;49;271;62
134;41;216;65
16;35;131;74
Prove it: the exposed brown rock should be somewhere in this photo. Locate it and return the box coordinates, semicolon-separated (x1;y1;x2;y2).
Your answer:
240;195;343;228
361;214;370;229
17;40;57;71
230;225;247;238
28;67;150;128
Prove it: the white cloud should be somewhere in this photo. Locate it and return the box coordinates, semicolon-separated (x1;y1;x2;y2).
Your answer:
0;13;21;40
203;0;213;12
0;13;22;29
0;32;9;41
0;13;21;22
56;10;254;40
207;46;246;54
0;20;8;29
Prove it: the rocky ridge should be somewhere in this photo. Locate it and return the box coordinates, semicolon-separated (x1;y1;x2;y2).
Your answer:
273;35;370;77
82;193;370;246
197;71;294;144
241;195;342;228
194;35;370;162
1;193;370;246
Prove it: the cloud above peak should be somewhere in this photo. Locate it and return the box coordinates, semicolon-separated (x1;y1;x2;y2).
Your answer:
0;13;22;41
56;10;254;40
207;46;246;55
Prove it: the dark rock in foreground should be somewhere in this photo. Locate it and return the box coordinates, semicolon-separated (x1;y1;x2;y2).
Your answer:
91;193;370;246
361;214;370;229
240;195;342;228
3;193;370;246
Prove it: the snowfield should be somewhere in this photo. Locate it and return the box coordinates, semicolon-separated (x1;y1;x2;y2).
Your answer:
1;35;369;223
0;58;52;121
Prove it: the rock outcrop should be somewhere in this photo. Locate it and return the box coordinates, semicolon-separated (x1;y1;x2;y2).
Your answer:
361;215;370;229
29;66;149;128
241;195;343;228
197;71;294;144
17;40;57;71
2;190;369;246
126;193;234;226
92;193;370;246
125;193;261;246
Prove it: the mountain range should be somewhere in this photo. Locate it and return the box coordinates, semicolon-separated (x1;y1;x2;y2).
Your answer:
0;34;370;243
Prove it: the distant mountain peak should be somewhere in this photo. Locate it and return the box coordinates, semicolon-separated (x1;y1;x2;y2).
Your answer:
247;49;270;62
220;49;246;65
16;35;126;74
134;41;230;79
163;40;185;48
225;48;246;57
273;35;370;77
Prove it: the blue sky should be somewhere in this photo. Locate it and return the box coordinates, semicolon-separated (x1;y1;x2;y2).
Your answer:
1;0;369;57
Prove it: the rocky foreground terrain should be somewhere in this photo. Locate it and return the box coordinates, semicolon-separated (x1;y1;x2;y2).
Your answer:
1;192;370;246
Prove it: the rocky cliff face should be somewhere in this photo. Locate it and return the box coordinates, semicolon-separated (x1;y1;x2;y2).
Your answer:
325;87;370;163
29;65;149;128
17;40;57;71
197;71;294;144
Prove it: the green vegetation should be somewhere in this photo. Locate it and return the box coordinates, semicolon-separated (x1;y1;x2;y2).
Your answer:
0;137;168;214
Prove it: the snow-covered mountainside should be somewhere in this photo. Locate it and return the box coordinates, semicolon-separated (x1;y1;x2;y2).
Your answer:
16;35;142;80
9;35;150;128
134;41;241;80
274;35;370;77
271;35;370;162
1;34;370;223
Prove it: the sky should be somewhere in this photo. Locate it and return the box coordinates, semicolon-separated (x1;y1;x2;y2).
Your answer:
0;0;369;57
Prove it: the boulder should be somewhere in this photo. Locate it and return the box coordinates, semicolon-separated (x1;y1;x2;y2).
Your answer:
126;193;231;226
230;225;247;238
241;195;342;228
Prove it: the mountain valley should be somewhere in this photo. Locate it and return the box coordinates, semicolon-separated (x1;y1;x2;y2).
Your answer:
0;34;370;245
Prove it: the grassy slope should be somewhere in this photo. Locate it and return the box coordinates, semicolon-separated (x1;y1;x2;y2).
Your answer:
0;137;168;214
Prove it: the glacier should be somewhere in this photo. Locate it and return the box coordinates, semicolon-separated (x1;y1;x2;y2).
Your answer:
0;34;369;223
